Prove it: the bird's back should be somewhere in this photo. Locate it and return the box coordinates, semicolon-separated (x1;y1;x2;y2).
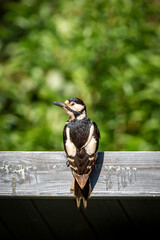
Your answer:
63;117;100;177
67;117;92;149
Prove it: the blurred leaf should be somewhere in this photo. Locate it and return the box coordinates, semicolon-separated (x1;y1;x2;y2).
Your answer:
0;0;160;150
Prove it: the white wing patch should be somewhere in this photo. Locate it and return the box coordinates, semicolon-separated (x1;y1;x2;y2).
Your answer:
84;124;97;155
85;136;97;155
65;126;76;156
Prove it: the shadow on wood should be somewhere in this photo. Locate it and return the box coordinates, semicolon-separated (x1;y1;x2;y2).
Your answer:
90;151;104;191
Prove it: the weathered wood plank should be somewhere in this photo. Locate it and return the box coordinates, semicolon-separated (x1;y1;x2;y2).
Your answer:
0;199;56;239
0;217;14;239
32;199;97;240
83;199;132;238
0;151;160;197
119;198;160;226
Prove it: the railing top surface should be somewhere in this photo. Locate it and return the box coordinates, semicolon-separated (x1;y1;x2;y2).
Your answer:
0;151;160;197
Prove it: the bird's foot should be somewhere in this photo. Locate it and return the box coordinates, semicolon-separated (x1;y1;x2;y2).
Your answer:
66;161;70;167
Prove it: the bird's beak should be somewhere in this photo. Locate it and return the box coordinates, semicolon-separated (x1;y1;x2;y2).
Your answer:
53;101;66;108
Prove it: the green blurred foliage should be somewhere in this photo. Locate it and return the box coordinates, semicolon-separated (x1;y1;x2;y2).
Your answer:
0;0;160;151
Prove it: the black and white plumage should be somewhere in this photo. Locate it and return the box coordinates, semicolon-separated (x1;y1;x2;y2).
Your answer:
53;97;100;208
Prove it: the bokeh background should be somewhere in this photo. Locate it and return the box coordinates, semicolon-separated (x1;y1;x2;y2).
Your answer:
0;0;160;151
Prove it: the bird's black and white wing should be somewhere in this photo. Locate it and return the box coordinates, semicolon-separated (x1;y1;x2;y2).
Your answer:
63;120;100;189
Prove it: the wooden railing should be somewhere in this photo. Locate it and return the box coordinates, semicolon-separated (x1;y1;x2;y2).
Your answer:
0;151;160;197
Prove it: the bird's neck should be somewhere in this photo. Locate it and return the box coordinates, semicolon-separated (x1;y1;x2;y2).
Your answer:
76;110;87;120
68;109;87;121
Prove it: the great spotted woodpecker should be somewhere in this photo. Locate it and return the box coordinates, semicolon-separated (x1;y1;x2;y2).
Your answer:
53;97;100;208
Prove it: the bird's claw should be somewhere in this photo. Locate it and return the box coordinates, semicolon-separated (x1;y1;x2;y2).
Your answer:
66;161;70;167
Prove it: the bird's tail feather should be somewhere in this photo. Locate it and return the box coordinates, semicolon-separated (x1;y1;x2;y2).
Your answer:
74;178;91;208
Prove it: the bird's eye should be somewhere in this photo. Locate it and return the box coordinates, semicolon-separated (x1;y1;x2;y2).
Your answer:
70;102;75;106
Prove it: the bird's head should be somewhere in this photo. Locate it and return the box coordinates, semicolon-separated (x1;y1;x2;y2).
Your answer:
53;97;86;120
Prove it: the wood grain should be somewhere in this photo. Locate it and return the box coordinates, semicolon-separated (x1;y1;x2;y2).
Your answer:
0;151;160;197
